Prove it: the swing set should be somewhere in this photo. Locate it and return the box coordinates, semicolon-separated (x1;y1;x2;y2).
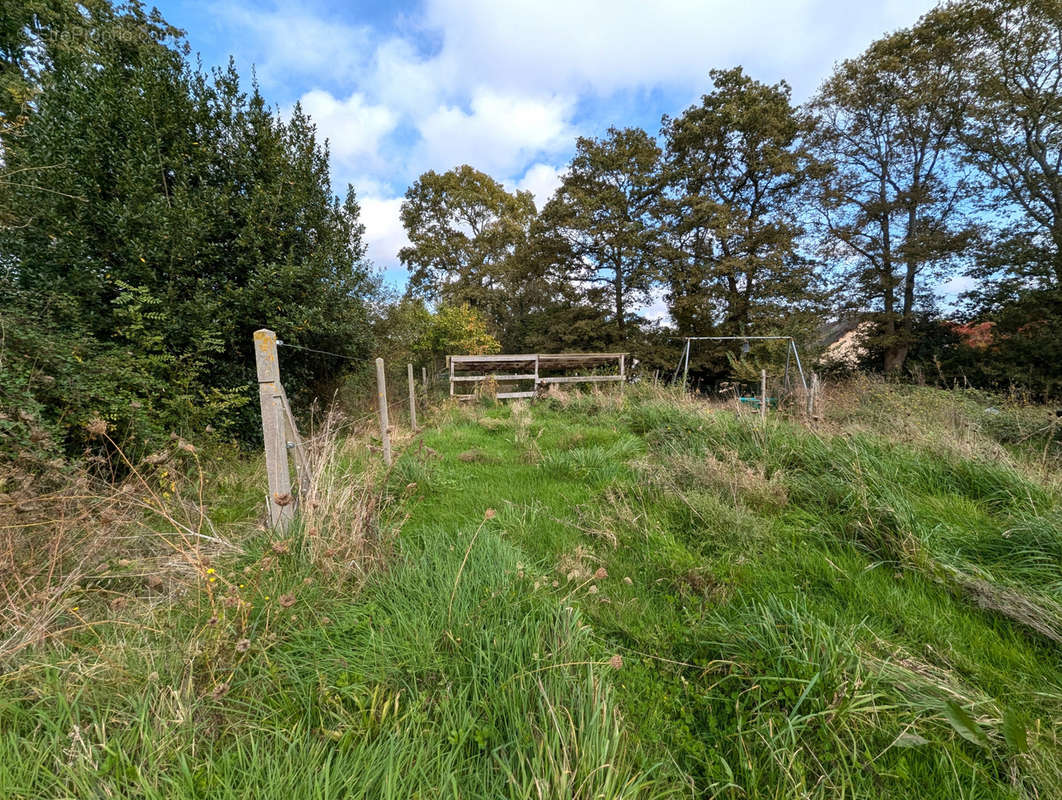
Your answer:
672;335;811;408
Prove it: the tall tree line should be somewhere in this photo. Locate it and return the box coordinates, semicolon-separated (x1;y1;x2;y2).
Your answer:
400;0;1062;395
4;0;1062;471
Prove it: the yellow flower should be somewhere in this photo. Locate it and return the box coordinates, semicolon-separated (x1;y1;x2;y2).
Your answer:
209;577;216;583
206;568;215;575
71;606;79;612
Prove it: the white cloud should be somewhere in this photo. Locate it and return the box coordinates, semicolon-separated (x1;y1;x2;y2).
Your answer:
515;163;565;209
359;194;409;277
938;275;978;297
212;3;372;87
371;38;457;115
209;0;941;285
414;90;575;177
296;90;398;168
638;287;672;324
419;0;939;98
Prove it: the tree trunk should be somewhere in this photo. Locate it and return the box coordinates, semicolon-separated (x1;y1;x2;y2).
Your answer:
882;282;905;373
725;272;740;334
883;343;908;373
889;255;918;375
1052;226;1062;286
881;265;903;372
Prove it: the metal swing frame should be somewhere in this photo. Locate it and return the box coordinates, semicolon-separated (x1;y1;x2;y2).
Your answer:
672;336;809;395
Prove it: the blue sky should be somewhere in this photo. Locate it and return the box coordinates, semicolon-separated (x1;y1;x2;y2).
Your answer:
157;0;954;303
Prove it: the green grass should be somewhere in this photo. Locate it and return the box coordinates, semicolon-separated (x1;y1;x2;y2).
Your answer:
2;383;1060;797
394;387;1062;797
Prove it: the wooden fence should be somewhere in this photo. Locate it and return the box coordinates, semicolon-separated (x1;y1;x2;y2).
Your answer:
448;352;627;400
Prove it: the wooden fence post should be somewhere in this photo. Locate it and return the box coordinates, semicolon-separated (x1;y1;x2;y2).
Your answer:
760;369;768;423
408;363;418;432
254;329;293;530
376;358;392;466
807;369;824;418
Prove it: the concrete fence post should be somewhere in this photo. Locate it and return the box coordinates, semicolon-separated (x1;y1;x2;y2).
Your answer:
376;358;392;466
254;329;293;530
408;362;418;432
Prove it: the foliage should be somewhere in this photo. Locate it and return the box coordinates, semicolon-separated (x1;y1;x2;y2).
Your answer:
945;0;1062;294
427;303;501;358
0;1;375;454
808;17;977;373
660;67;821;340
400;165;541;342
927;289;1062;399
537;127;661;340
921;0;1062;399
375;298;500;371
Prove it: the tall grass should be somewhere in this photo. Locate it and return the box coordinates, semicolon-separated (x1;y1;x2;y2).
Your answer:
0;405;666;798
399;382;1062;798
4;381;1061;798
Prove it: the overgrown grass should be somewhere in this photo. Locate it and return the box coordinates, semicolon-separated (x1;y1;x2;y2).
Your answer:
0;407;663;798
397;384;1062;797
2;382;1060;798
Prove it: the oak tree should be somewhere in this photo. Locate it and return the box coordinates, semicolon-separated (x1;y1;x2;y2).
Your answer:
400;165;538;342
537;126;661;341
947;0;1062;295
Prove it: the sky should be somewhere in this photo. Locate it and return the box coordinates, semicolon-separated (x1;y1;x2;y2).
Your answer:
157;0;960;306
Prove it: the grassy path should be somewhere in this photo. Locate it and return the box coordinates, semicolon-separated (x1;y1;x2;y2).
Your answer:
395;388;1062;797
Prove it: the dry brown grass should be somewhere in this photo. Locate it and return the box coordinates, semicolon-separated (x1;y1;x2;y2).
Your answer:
822;375;1061;480
643;449;788;512
290;406;405;584
1;405;405;667
0;429;236;664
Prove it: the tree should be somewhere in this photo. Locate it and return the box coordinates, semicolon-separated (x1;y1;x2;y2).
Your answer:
427;304;501;359
942;0;1062;297
0;1;374;451
400;165;537;340
809;20;975;373
537;127;661;341
374;298;500;379
1;0;115;135
660;67;820;338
